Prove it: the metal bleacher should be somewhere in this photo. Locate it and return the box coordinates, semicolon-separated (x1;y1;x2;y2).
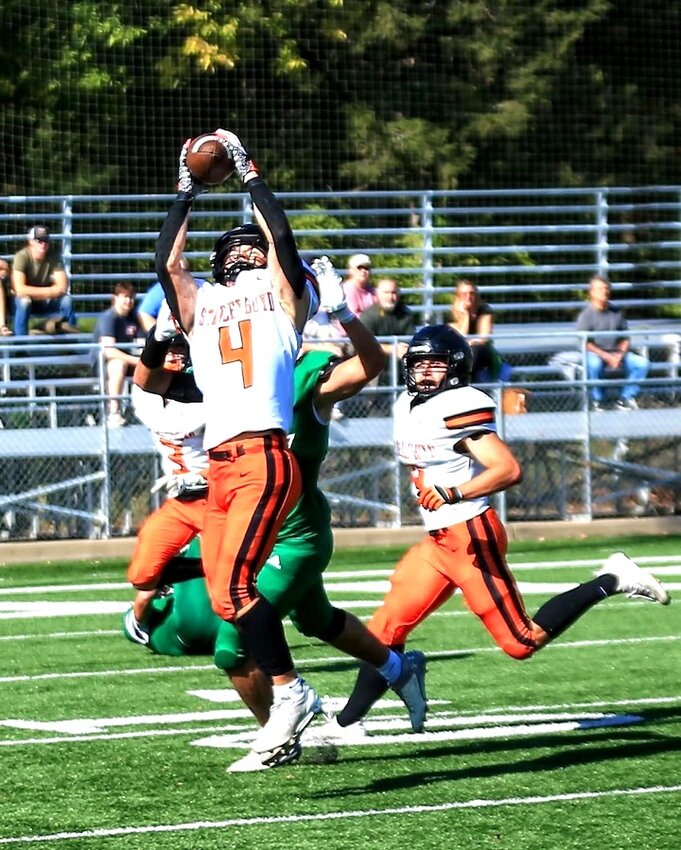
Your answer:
2;185;681;323
0;186;680;538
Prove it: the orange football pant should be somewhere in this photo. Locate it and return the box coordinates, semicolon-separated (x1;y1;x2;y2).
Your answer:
201;431;302;621
368;507;546;659
127;496;207;588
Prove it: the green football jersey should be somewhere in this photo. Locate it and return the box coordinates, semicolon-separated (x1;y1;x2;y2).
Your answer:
278;350;335;541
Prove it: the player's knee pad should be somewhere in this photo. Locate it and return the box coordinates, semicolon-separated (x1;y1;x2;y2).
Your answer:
213;621;245;671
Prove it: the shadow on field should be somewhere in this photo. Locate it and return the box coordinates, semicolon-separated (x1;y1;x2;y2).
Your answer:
295;647;475;675
312;705;681;799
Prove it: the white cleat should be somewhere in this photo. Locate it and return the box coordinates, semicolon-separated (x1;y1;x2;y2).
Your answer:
227;741;302;773
598;552;671;605
251;677;322;754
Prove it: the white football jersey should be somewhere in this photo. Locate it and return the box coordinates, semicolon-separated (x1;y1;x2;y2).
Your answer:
393;385;497;530
190;269;307;450
131;384;208;498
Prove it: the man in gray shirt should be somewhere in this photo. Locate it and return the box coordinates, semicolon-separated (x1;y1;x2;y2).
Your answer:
576;274;649;411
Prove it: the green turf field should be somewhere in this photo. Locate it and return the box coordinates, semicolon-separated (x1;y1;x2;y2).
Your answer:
0;534;679;849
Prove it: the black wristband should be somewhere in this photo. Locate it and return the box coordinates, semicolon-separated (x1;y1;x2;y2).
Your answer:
140;327;172;369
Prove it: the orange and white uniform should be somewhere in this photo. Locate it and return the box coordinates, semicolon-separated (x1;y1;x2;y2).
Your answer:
394;386;495;530
127;385;208;589
190;268;301;449
369;385;542;660
187;270;317;620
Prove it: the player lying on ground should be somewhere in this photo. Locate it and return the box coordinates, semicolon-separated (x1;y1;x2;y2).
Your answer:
333;324;672;729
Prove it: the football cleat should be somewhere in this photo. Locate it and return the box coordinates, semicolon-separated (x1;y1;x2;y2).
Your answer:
122;606;149;646
597;552;671;605
392;650;428;732
227;741;302;773
251;677;322;754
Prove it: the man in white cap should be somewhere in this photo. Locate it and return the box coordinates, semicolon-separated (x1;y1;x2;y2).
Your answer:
11;225;79;336
343;253;376;320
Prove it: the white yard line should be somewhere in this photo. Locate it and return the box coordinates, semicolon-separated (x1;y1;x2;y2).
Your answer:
0;633;679;685
0;597;659;642
0;784;679;845
1;580;680;620
0;583;129;596
0;629;119;642
0;554;680;595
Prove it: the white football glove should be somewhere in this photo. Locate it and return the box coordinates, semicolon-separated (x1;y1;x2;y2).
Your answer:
123;606;150;647
154;299;182;342
152;471;208;499
311;256;355;323
214;128;258;181
177;138;207;197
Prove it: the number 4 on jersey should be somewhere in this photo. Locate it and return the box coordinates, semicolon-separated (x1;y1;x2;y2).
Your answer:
218;319;253;388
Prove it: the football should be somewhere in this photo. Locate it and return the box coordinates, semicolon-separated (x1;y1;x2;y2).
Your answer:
185;134;234;186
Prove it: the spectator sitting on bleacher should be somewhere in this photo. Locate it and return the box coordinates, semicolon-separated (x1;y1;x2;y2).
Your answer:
576;274;649;412
360;278;416;412
137;257;193;331
11;225;79;336
92;281;143;427
343;253;376;320
0;259;13;336
448;279;506;382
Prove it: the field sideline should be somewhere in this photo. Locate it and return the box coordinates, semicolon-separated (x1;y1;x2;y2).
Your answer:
0;533;679;849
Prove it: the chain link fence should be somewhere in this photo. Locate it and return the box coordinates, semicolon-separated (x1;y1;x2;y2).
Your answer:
0;332;680;541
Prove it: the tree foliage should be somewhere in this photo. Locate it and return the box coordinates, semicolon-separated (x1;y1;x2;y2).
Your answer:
0;0;680;194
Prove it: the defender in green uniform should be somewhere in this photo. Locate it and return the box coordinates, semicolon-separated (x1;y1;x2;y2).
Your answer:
141;350;345;666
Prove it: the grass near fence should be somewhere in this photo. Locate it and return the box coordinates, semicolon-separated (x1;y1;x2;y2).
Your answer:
0;534;679;849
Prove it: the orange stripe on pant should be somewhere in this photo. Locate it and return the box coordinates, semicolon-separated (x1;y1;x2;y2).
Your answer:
127;496;207;588
368;507;544;659
201;432;302;621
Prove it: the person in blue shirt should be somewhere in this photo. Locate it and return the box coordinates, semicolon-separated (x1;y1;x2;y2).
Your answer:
138;258;198;331
91;281;143;426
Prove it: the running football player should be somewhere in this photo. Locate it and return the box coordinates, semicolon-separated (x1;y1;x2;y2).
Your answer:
334;324;671;727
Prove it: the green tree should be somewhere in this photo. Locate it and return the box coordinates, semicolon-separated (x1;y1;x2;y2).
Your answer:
1;0;680;195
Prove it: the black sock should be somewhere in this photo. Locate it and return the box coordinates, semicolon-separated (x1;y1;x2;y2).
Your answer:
237;597;293;677
337;662;390;727
533;574;618;637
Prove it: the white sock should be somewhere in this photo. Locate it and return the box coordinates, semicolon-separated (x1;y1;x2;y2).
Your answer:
273;677;303;697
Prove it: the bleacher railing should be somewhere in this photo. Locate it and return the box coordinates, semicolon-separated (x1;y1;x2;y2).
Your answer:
0;327;679;541
1;186;681;323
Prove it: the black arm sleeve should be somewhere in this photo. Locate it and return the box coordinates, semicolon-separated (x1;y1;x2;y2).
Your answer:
246;177;306;297
139;327;172;369
165;371;203;404
154;193;193;331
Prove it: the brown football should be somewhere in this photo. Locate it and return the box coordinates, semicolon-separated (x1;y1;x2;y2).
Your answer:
185;134;234;186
